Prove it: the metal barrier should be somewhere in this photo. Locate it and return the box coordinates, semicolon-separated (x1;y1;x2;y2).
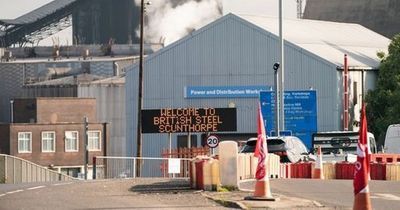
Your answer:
0;154;76;184
93;156;193;179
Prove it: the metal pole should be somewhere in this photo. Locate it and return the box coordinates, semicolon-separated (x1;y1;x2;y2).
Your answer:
136;0;145;177
344;54;349;131
274;65;280;136
84;116;89;180
361;69;365;103
187;132;191;148
169;133;172;158
10;100;14;123
279;0;285;131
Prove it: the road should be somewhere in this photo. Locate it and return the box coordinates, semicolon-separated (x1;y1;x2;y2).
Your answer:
0;179;234;210
240;179;400;210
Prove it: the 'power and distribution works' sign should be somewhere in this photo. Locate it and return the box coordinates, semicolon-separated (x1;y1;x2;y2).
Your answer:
260;90;317;149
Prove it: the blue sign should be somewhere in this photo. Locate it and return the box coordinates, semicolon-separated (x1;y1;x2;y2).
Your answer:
185;86;270;98
260;90;317;149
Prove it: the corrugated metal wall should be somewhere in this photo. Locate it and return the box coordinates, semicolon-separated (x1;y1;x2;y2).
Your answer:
78;82;126;156
126;14;362;158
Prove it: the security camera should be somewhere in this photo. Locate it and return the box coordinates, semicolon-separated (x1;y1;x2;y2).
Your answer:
273;62;280;71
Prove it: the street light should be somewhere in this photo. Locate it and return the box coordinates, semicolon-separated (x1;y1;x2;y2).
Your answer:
273;62;280;136
136;0;151;178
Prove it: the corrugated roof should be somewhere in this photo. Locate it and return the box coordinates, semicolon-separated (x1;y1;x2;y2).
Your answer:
0;0;77;25
84;76;125;85
25;73;104;86
236;14;390;68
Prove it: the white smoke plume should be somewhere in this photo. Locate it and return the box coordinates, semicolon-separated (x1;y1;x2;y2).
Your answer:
135;0;222;45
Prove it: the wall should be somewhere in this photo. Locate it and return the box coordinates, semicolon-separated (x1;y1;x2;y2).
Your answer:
78;80;126;156
36;98;97;123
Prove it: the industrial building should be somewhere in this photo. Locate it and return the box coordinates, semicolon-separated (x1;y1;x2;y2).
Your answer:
0;98;109;178
304;0;400;38
126;13;390;157
0;0;140;47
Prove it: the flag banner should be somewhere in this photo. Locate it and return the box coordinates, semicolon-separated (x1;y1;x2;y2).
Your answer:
353;104;370;195
255;104;268;180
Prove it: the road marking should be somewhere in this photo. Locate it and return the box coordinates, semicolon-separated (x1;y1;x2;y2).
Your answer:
0;194;5;197
27;186;45;190
53;182;73;186
372;193;400;201
6;190;23;194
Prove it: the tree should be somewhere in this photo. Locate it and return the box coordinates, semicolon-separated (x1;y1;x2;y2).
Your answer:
366;34;400;148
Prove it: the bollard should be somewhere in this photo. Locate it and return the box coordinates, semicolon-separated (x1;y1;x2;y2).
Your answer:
92;156;97;180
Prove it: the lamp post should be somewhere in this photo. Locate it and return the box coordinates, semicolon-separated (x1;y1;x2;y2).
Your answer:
279;0;285;131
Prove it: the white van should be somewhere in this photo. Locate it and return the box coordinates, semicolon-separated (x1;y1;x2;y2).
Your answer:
384;124;400;154
312;131;377;154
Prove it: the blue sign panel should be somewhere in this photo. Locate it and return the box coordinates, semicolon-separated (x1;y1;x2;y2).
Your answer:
260;90;317;149
185;86;270;98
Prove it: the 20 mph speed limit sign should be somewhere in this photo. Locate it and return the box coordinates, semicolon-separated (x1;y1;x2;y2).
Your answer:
206;134;219;148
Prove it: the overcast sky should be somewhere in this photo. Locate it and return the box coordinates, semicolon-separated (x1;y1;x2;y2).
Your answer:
0;0;300;46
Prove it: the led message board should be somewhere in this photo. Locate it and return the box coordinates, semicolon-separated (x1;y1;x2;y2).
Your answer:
141;108;237;133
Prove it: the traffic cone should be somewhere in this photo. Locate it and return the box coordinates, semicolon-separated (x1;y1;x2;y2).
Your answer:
245;157;278;201
353;192;372;210
312;146;324;179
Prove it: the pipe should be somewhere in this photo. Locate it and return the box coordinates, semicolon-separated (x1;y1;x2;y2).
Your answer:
344;54;349;131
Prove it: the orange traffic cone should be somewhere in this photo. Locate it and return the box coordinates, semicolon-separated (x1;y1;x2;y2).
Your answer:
312;146;324;179
245;158;278;201
353;192;372;210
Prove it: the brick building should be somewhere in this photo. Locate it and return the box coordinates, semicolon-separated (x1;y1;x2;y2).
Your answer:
0;98;109;178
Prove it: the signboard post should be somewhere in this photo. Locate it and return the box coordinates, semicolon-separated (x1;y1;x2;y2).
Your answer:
260;90;317;149
206;134;219;156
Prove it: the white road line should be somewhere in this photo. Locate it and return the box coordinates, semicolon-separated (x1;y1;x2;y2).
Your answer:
0;194;6;197
374;193;400;201
6;190;23;194
53;182;73;186
27;186;45;190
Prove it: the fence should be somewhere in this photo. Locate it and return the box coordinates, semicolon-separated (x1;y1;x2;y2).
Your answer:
0;154;76;184
161;147;210;159
94;156;193;179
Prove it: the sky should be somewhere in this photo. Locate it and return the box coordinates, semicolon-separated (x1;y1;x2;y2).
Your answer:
0;0;300;46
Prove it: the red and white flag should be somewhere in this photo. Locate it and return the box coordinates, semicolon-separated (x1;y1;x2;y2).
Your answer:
254;104;268;180
353;103;370;195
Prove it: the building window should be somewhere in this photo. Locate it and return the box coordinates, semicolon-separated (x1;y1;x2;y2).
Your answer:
88;131;101;151
65;131;79;152
18;132;32;153
42;131;55;152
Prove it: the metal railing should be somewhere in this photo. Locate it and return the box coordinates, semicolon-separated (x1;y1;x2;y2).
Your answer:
93;156;193;179
0;154;77;184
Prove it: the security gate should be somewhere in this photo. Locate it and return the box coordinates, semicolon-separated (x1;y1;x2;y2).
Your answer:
93;156;192;179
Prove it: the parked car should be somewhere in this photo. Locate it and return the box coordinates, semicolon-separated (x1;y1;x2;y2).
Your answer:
240;136;309;163
384;124;400;154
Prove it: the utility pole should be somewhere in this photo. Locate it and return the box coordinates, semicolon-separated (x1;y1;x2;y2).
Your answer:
136;0;145;177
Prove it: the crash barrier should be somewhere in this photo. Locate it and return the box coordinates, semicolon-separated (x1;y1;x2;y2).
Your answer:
278;161;398;181
0;154;76;183
371;154;400;163
386;164;400;181
190;156;221;190
237;153;281;180
291;162;312;178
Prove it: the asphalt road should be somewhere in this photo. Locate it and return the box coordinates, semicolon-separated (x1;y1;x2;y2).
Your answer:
240;179;400;210
0;179;234;210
